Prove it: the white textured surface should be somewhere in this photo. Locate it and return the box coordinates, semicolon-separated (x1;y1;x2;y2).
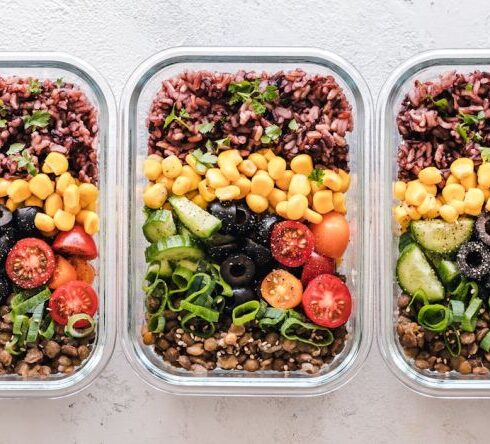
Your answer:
1;1;490;443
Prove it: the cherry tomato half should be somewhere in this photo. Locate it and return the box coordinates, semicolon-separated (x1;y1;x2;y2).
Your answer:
53;226;98;260
48;280;98;327
270;221;314;267
6;238;55;289
49;256;78;290
302;274;352;328
69;258;96;285
309;212;350;259
260;269;303;309
301;252;336;287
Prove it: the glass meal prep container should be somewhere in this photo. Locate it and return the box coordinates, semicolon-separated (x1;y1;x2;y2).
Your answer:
120;47;373;396
377;49;490;398
0;52;117;398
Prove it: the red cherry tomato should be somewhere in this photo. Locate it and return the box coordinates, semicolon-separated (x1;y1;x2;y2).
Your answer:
48;280;98;327
53;226;98;260
49;256;78;289
302;274;352;328
310;212;350;259
5;238;55;289
301;252;336;287
270;221;314;267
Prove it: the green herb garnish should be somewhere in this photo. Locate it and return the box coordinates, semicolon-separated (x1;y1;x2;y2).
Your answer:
260;125;282;144
228;79;279;115
456;111;486;142
22;110;51;130
163;105;191;130
432;98;448;110
8;146;37;176
197;121;215;134
6;143;25;155
55;78;64;88
27;79;42;95
191;148;218;173
0;99;7;127
465;83;473;91
0;119;6;128
480;147;490;163
308;168;325;185
288;119;299;131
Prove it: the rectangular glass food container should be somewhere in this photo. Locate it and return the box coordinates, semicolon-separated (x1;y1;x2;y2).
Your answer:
0;52;117;398
377;49;490;398
120;47;373;396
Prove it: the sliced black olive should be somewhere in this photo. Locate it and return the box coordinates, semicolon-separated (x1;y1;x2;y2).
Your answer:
206;242;240;263
476;213;490;246
228;201;256;236
13;206;42;238
208;200;236;234
0;205;13;234
243;238;273;268
251;213;282;245
0;274;11;304
220;254;256;286
0;229;16;264
457;241;490;280
231;287;257;306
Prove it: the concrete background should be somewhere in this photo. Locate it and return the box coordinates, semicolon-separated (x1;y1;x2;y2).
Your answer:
1;0;489;442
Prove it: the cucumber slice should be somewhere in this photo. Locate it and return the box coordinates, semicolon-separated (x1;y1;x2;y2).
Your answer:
168;195;221;239
145;235;204;263
143;209;176;242
410;217;474;254
145;260;173;281
396;243;445;302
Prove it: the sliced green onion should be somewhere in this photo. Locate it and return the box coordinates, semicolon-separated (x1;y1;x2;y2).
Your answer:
39;315;55;339
65;314;96;338
407;289;428;313
5;336;21;356
417;304;453;333
480;331;490;352
280;317;334;347
180;312;215;338
26;303;44;343
13;315;29;336
172;264;195;288
460;297;482;332
444;329;461;357
180;300;219;323
232;300;261;326
148;314;166;333
11;288;51;318
450;300;465;323
258;307;286;329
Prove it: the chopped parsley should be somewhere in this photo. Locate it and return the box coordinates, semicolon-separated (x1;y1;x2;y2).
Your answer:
288;119;299;131
27;79;42;95
22;110;51;130
0;99;7;127
260;125;282;144
197;121;215;134
7;144;37;176
308;168;325;185
456;110;486;143
228;79;279;115
480;147;490;163
465;83;473;92
163;105;191;130
205;136;231;153
6;143;25;155
190;148;218;174
55;78;64;88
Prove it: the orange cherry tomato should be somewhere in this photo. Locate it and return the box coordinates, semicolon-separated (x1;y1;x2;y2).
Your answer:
309;212;350;258
69;258;96;285
260;269;303;309
49;255;78;290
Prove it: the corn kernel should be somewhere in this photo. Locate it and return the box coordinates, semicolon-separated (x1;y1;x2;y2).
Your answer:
75;210;90;225
393;205;410;226
394;181;407;200
464;187;485;213
79;183;99;207
158;176;174;192
8;179;31;203
268;188;287;208
478;162;490;188
144;183;167;208
233;176;251;199
442;183;465;202
85;200;97;212
258;148;276;161
446;174;459;185
450;157;474;180
63;184;80;211
449;199;465;215
417;195;437;216
44;193;63;217
287;195;308;220
24;195;43;207
246;194;269;213
161;155;182;179
181;165;200;190
206;168;229;189
422;183;437;195
5;198;19;212
251;173;274;197
310;181;325;193
34;213;56;232
478;185;490;200
304;208;323;224
322;170;342;192
28;174;54;200
198;179;216;202
338;169;351;193
405;181;427;206
192;194;207;209
237;159;258;177
289;174;311;196
333;192;347;214
0;179;10;197
56;172;76;195
290;154;313;176
276;201;289;218
172;176;192;196
83;211;99;235
418;167;442;185
53;209;75;231
439;204;459;223
404;204;421;221
218;150;242;167
276;170;294;191
312;190;334;214
461;172;477;190
267;157;287;180
215;185;240;201
42;152;68;175
144;157;163;181
220;163;240;182
248;153;268;170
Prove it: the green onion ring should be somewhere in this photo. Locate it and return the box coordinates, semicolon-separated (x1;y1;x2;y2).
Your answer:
417;304;453;333
180;312;215;338
232;300;261;326
148;314;166;333
444;329;461;357
26;303;44;343
65;314;96;338
39;315;55;339
480;331;490;353
280;317;334;347
258;307;287;329
449;300;465;323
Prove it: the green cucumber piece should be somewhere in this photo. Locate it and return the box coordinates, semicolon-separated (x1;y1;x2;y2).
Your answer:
145;235;204;263
142;209;176;242
398;232;414;253
145;260;173;281
396;243;445;302
410;217;474;254
168;195;221;239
